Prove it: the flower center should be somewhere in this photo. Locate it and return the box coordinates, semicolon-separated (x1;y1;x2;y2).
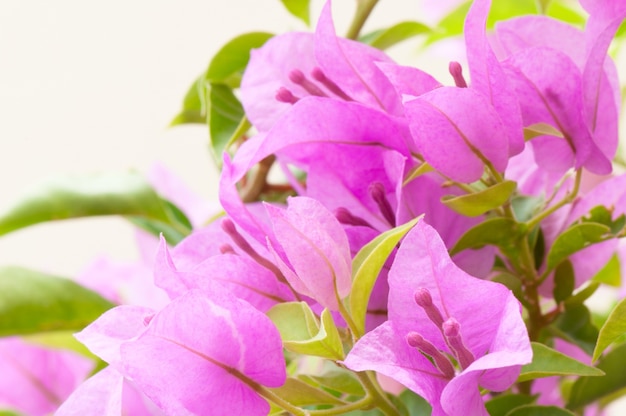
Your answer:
275;67;354;104
406;287;476;379
335;182;396;229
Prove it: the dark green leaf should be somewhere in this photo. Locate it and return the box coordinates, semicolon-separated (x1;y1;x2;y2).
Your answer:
350;217;420;337
518;342;604;382
397;389;432;416
507;405;576;416
546;223;610;270
553;260;575;303
553;303;599;355
593;296;626;361
0;172;185;237
568;343;626;409
207;83;246;167
268;377;344;406
279;0;310;26
566;282;600;305
0;267;114;336
441;180;516;217
205;32;274;87
485;394;536;416
362;21;431;50
450;217;523;257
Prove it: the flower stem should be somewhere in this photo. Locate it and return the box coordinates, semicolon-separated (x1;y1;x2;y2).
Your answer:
356;371;400;415
345;0;381;40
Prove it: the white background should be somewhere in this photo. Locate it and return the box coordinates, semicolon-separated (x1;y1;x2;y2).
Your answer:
0;1;625;413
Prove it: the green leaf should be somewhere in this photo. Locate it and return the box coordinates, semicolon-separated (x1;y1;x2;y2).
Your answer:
23;330;98;359
592;253;621;287
441;180;516;217
0;172;187;237
362;21;431;50
170;76;206;126
207;83;246;167
568;343;626;410
205;32;274;87
593;296;626;361
485;394;536;416
518;342;604;382
553;303;599;355
267;303;344;360
546;0;586;26
306;369;365;396
279;0;310;26
0;267;114;336
268;377;344;406
546;223;610;270
506;405;576;416
523;122;564;141
128;198;194;245
0;411;23;416
349;217;420;337
511;196;543;222
450;217;523;257
553;260;575;303
403;162;434;186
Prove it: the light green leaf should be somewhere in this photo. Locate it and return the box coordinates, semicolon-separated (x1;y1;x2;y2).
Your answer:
207;83;246;167
484;394;536;416
546;1;586;26
397;389;432;416
0;172;188;238
506;405;576;416
349;217;420;337
362;21;431;50
568;343;626;410
403;162;434;186
279;0;310;26
267;302;344;359
592;253;621;287
441;180;516;217
169;76;206;126
523;122;564;141
205;32;274;87
546;223;610;270
306;370;365;396
268;377;344;406
593;296;626;361
0;267;114;336
450;217;523;256
518;342;604;382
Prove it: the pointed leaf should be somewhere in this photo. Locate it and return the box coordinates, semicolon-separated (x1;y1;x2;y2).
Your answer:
518;342;604;382
507;405;576;416
306;370;365;396
206;32;274;87
279;0;310;26
441;180;516;217
207;83;247;166
170;76;206;126
592;253;621;286
0;172;184;237
593;296;626;361
547;222;610;270
397;389;432;416
362;21;431;50
268;377;344;406
485;394;536;416
568;343;626;410
267;303;344;359
450;217;523;256
350;217;420;337
523;122;564;141
0;267;114;336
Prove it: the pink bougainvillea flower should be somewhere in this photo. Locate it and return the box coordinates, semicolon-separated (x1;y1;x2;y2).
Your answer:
343;220;531;416
240;1;401;132
265;196;352;310
404;86;510;182
0;337;93;416
120;290;286;416
493;0;625;175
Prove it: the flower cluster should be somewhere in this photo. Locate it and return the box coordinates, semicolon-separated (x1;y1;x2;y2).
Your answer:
1;0;626;415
